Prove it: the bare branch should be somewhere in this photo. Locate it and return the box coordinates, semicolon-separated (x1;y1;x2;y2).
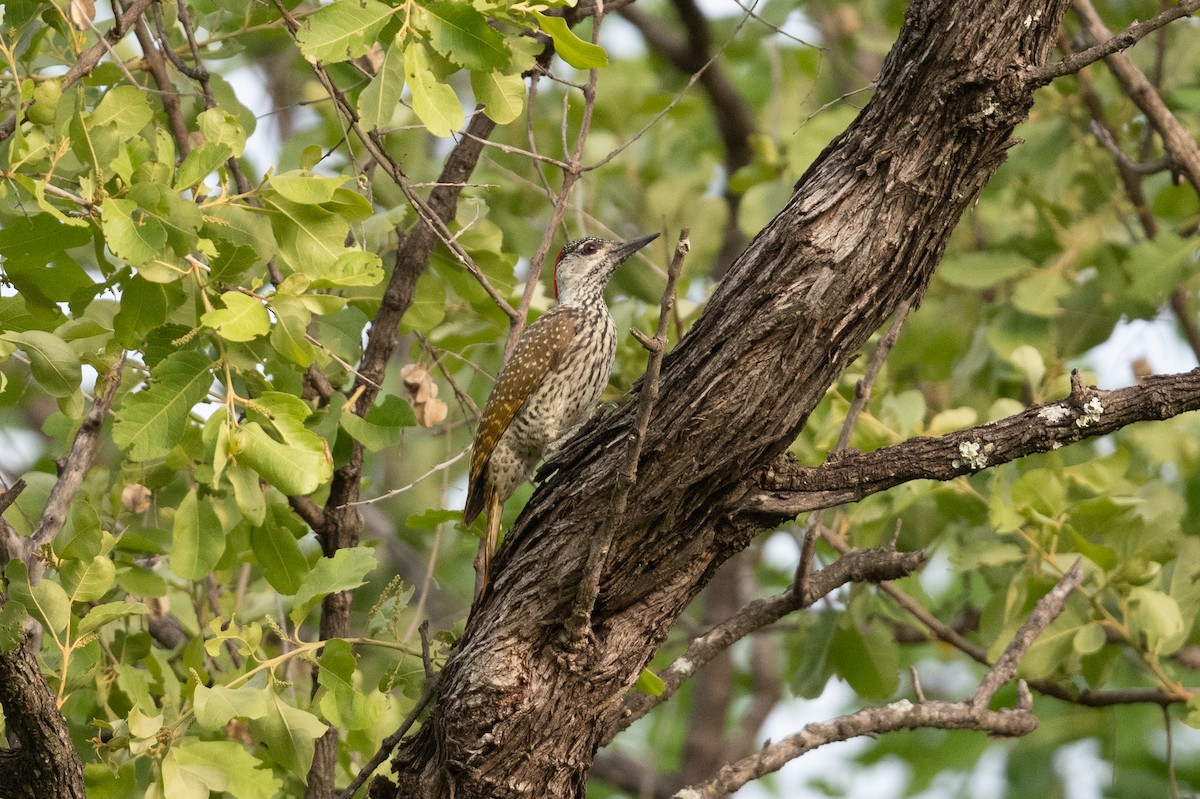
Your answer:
742;368;1200;518
676;565;1084;799
1033;0;1200;83
0;0;157;142
566;229;691;644
30;354;125;553
607;543;925;741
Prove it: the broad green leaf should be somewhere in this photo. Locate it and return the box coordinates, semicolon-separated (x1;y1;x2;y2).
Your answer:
61;555;116;602
0;214;92;304
534;12;608;69
2;330;80;396
227;463;266;525
269;298;315;367
309;250;384;289
163;739;281;799
269;171;347;204
248;693;328;777
830;618;899;699
316;638;386;729
201;291;270;342
0;601;27;653
470;69;525;125
1072;622;1106;655
113;351;212;461
290;546;378;626
1127;587;1186;655
193;684;271;731
938;251;1035;289
231;422;330;496
6;560;69;638
424;1;509;71
102;197;168;266
197;107;247;156
78;600;149;637
358;42;406;130
250;514;309;595
174;142;232;191
1012;270;1071;318
1012;468;1066;517
338;395;416;452
296;0;395;63
405;43;464;137
170;486;226;581
127;182;204;256
1009;344;1045;390
112;275;170;348
261;192;348;276
633;668;665;696
93;86;153;137
201;204;276;282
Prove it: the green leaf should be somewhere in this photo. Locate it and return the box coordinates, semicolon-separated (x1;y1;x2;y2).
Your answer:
174;142;233;191
269;298;315;367
470;69;525;125
248;693;328;777
101;197;168;266
197;107;247;157
93;86;153;137
1012;468;1066;517
227;462;266;525
316;638;386;729
61;555;116;602
296;0;395;63
6;560;69;638
261;193;348;276
170;486;226;581
405;43;464;137
78;600;149;637
1127;587;1186;655
309;250;384;289
202;203;277;282
424;1;509;70
269;171;347;204
250;514;309;595
193;684;272;731
113;351;213;461
0;214;92;305
290;546;378;626
1072;622;1106;655
113;275;171;348
201;291;270;342
632;668;665;696
338;395;415;452
0;601;27;653
163;740;282;799
938;251;1035;289
232;421;330;496
830;618;899;699
2;330;81;396
358;42;406;130
534;12;608;69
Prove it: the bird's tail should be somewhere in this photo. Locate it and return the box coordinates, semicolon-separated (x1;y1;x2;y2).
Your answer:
474;489;502;601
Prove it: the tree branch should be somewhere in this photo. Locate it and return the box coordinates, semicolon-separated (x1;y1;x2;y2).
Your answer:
675;563;1084;799
0;0;157;142
741;368;1200;519
1032;0;1200;83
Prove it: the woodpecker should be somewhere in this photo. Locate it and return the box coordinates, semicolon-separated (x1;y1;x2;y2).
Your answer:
464;232;660;596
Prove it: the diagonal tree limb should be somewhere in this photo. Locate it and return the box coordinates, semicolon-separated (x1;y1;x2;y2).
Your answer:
1032;0;1200;83
740;368;1200;519
674;563;1084;799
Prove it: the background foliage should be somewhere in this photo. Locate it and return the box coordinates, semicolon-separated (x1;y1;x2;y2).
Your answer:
0;0;1198;797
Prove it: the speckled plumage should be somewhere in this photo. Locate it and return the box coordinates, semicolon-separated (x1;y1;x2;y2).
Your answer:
464;233;659;595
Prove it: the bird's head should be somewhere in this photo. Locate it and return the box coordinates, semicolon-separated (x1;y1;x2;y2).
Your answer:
553;233;659;305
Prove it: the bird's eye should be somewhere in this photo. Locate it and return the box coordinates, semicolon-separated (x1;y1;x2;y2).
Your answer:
583;241;599;255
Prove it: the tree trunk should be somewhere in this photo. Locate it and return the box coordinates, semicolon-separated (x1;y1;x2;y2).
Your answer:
372;1;1071;796
0;636;86;799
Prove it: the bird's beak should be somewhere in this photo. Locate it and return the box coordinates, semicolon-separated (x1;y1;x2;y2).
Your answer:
613;232;660;262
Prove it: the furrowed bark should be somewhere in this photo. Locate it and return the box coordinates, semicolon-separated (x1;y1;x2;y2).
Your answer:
374;1;1075;796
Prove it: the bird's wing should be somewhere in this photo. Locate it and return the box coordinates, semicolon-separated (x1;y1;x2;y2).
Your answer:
464;307;578;524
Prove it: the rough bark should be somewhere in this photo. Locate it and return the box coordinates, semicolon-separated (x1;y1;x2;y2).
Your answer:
0;636;86;799
372;1;1072;796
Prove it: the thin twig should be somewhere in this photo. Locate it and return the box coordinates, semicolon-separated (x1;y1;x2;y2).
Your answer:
337;624;441;799
1034;0;1200;83
564;229;689;644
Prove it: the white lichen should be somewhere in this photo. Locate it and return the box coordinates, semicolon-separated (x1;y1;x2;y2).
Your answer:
1037;403;1071;423
957;440;989;470
671;657;696;678
674;790;703;799
889;699;914;712
1075;396;1104;428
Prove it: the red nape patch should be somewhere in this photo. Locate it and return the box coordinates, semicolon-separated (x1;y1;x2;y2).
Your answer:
553;247;565;299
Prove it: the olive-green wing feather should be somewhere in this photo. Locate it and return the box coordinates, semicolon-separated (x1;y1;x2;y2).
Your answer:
464;308;577;524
